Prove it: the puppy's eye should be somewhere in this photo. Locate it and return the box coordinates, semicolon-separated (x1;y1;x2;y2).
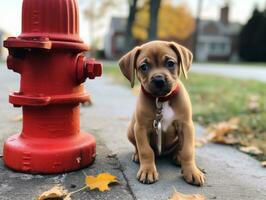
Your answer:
165;60;176;69
139;63;149;72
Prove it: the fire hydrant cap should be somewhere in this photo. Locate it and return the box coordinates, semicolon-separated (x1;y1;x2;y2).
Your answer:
19;0;83;43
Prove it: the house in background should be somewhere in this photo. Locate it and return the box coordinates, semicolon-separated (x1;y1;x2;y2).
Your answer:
196;5;241;62
0;29;9;61
104;5;241;61
104;17;127;59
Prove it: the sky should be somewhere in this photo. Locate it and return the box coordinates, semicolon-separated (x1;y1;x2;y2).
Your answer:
0;0;265;45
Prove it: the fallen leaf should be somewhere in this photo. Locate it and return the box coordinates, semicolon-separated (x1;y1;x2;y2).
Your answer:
10;114;23;122
195;138;207;148
239;146;263;155
207;118;239;144
107;153;117;158
168;187;205;200
261;161;266;167
247;95;260;113
37;185;71;200
85;173;118;192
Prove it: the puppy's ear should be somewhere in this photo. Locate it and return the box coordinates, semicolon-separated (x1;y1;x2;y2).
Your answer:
168;42;193;79
118;47;141;88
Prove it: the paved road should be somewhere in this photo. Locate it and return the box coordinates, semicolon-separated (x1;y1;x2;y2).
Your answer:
192;63;266;82
0;63;266;200
103;60;266;82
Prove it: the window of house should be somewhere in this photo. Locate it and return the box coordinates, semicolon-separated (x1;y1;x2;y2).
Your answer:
115;35;125;52
209;42;228;54
198;42;205;50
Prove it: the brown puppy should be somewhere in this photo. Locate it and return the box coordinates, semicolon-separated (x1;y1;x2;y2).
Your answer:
118;41;205;186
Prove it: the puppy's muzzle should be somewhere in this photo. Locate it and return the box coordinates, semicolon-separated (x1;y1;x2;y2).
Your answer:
152;75;166;89
149;75;171;96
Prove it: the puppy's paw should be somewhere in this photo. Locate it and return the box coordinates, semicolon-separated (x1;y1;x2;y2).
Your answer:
132;152;139;163
182;165;205;186
137;164;159;184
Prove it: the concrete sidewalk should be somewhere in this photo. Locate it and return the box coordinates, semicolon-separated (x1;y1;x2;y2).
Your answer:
83;76;266;200
0;63;265;199
0;66;134;200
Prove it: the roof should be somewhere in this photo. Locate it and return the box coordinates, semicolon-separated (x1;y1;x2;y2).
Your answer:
109;17;127;33
198;19;242;36
108;16;242;37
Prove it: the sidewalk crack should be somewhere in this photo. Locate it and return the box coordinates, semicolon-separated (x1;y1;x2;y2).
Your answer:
116;157;137;200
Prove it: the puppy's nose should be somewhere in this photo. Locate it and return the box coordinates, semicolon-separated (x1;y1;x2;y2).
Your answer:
152;75;166;88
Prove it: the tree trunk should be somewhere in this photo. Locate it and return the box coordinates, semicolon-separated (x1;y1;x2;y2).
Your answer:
192;0;203;61
125;0;138;50
148;0;161;41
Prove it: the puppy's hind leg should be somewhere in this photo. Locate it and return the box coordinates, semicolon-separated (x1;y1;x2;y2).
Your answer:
127;119;139;163
170;121;183;167
171;149;181;167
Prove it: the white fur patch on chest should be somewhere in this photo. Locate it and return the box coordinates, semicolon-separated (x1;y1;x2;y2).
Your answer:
161;101;175;132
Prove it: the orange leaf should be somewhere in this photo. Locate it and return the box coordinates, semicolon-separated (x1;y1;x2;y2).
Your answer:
247;95;260;113
195;138;208;148
168;187;205;200
207;118;239;144
85;173;118;192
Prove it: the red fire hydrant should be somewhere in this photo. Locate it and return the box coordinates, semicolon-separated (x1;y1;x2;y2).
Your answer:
3;0;102;173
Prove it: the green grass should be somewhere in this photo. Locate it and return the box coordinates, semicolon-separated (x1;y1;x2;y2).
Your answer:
104;66;266;161
185;73;266;161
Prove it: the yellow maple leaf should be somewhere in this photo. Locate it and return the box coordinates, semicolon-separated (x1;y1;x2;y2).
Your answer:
85;173;119;192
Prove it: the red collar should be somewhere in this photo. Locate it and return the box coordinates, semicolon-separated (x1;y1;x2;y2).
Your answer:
141;84;180;102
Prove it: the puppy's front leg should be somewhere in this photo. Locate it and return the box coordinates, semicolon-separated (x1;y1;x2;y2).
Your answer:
179;121;205;186
134;123;158;184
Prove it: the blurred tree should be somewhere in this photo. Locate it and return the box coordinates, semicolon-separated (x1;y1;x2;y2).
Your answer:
132;0;149;40
192;0;203;59
132;1;195;41
148;0;161;40
83;0;120;51
239;8;266;61
125;0;138;50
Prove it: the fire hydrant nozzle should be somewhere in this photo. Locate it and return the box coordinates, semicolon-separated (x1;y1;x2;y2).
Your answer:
3;0;102;174
86;59;103;79
76;56;102;83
